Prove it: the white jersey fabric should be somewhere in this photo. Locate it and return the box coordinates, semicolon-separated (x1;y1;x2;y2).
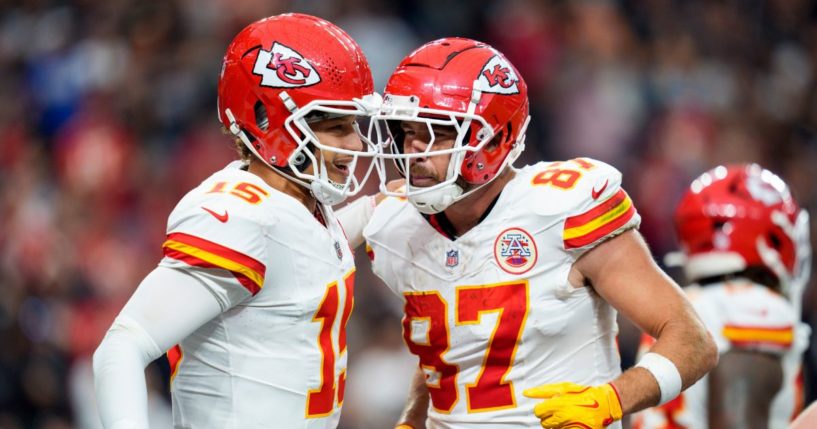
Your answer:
160;162;355;429
633;280;809;429
364;159;641;428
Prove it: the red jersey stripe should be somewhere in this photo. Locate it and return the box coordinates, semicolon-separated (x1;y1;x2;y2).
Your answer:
564;204;636;249
163;247;262;295
166;232;265;276
565;190;629;230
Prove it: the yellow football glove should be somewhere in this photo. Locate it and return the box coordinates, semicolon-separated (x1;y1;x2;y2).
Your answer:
523;382;623;429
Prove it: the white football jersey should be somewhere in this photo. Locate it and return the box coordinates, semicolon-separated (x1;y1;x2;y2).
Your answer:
159;162;355;429
364;158;640;428
633;280;810;429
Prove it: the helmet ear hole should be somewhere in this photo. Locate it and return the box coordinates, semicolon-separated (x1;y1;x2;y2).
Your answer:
769;232;782;249
483;123;510;153
254;101;269;132
728;181;739;194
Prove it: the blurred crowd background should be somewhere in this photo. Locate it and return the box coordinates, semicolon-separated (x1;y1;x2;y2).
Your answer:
1;0;816;428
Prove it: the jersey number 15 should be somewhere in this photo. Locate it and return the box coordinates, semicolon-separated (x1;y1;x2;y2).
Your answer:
306;271;355;418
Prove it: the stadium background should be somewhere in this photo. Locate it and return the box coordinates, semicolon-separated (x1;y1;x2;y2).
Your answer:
0;0;815;427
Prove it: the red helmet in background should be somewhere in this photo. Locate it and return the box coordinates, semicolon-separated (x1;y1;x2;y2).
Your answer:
374;37;530;214
674;164;811;299
217;13;380;204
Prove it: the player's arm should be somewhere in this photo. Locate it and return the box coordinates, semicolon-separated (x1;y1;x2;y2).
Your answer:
525;229;718;428
336;179;404;248
93;266;224;429
394;367;429;429
708;350;783;429
336;195;376;249
790;400;817;429
580;230;718;411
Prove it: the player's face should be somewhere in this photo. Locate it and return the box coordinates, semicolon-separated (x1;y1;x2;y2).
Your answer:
401;121;456;187
310;115;364;184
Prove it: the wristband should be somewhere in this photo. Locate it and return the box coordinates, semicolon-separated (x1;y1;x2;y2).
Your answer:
635;352;682;405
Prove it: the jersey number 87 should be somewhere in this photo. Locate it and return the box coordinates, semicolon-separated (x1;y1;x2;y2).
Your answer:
403;280;529;413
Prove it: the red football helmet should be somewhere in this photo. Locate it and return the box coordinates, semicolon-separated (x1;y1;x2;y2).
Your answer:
373;38;530;213
217;13;380;205
674;164;811;298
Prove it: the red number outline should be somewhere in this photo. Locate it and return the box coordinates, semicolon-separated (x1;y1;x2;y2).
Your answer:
206;181;270;204
403;281;531;413
306;270;355;418
456;281;530;412
531;158;596;190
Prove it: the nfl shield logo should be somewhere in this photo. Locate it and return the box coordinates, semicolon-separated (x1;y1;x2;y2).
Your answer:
334;241;343;260
445;249;459;268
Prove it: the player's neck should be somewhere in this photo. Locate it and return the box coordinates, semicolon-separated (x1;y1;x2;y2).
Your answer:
247;159;317;212
443;168;514;236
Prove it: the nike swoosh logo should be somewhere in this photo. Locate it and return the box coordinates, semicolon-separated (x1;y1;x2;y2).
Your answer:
577;399;600;409
202;207;229;223
591;179;609;200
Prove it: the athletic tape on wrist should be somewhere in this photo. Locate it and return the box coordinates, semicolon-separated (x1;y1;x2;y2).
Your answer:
635;352;682;405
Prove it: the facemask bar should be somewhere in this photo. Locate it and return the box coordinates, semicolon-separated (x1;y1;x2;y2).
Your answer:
791;209;811;314
281;92;382;203
372;94;494;199
769;208;812;306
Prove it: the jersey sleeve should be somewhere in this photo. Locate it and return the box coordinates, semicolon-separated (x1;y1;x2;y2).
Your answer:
558;159;641;256
362;195;411;296
717;286;797;355
158;197;269;309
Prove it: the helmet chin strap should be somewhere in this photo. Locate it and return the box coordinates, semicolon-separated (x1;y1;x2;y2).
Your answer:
309;155;349;206
409;183;463;214
310;180;346;205
310;178;347;206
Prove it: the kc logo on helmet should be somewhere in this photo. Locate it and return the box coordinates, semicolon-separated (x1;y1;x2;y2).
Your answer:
253;42;321;88
476;55;520;95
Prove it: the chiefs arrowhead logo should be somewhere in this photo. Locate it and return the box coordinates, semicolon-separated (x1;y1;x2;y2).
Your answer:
476;55;520;95
252;42;321;88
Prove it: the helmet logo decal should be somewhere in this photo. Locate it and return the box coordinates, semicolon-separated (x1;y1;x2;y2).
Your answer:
494;227;537;275
746;176;784;206
252;42;321;88
477;55;520;95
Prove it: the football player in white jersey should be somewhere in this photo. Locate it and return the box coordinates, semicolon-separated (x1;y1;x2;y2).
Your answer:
363;38;718;429
92;14;382;429
633;164;812;429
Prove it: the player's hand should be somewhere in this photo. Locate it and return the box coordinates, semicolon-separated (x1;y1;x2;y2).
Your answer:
375;179;406;204
523;382;623;429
